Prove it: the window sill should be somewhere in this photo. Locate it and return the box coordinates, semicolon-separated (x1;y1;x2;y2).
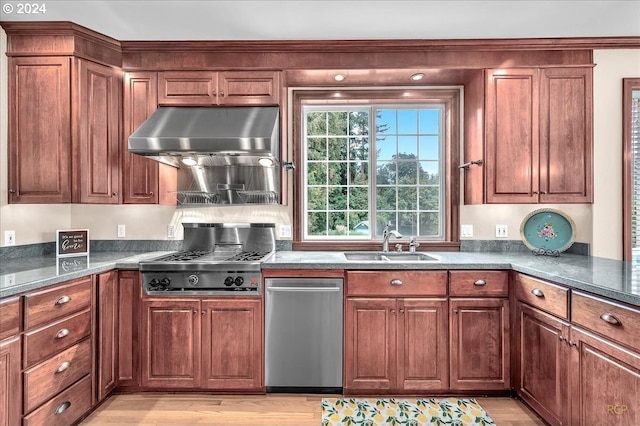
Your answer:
291;241;461;252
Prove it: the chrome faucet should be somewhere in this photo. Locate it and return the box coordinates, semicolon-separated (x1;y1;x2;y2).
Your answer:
382;222;403;252
409;236;420;252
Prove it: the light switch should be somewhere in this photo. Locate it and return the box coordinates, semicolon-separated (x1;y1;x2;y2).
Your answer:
461;224;473;238
117;224;126;238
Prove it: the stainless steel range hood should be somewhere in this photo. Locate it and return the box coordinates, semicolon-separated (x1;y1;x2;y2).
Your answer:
128;106;280;168
128;106;282;206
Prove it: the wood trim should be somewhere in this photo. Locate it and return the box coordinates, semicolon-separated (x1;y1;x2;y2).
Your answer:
623;79;640;261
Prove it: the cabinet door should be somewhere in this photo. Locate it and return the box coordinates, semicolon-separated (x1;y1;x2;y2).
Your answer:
397;298;449;391
8;56;72;203
75;59;121;203
201;299;262;390
158;71;217;105
117;271;140;388
450;298;509;390
141;299;201;388
97;271;118;400
218;71;281;105
485;68;539;203
0;337;21;426
516;302;571;426
344;298;396;392
123;72;177;204
539;67;593;203
570;327;640;426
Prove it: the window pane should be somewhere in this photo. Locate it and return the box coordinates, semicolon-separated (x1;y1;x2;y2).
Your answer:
303;102;448;241
398;110;418;134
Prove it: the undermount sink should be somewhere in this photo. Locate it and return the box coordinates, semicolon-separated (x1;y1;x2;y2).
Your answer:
343;252;438;262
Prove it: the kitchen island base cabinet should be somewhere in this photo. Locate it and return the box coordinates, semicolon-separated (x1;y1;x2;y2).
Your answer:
141;297;262;391
344;297;448;393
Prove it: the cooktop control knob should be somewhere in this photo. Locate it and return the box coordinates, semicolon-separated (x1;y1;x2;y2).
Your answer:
224;276;234;287
160;278;170;286
234;276;244;286
188;274;199;286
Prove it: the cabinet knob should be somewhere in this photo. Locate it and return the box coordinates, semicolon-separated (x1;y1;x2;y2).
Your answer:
531;288;545;298
600;313;622;326
55;361;71;374
201;310;206;315
390;309;395;315
55;295;71;305
113;192;118;196
219;91;225;97
558;335;566;342
399;308;405;314
473;279;487;286
9;189;16;193
390;279;403;286
193;310;198;315
54;401;71;416
55;328;70;339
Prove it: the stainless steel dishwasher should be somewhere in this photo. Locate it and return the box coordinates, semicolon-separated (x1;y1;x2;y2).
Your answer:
265;277;343;393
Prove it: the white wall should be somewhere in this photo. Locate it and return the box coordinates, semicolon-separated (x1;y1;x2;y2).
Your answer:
1;25;638;259
591;49;640;259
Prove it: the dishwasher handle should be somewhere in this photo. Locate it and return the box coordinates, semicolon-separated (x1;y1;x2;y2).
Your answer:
267;286;341;292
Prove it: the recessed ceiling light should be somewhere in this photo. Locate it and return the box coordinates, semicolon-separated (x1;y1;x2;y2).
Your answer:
334;74;345;82
181;157;198;166
410;73;425;81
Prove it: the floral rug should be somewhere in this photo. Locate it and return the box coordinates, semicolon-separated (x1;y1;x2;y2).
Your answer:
321;397;495;425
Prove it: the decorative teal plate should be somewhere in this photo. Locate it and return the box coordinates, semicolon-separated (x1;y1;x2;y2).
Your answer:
520;208;576;254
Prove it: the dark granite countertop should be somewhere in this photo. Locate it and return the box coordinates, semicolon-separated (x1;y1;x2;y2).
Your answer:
264;251;640;307
1;250;639;307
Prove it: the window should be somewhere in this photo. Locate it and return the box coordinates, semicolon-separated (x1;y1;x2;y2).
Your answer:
624;79;640;263
292;89;460;249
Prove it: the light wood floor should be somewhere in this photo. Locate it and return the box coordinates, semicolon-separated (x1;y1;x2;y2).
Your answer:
81;393;545;425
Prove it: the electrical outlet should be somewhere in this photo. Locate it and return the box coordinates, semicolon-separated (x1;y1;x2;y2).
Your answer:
279;225;292;238
4;230;15;246
461;224;473;238
117;224;126;238
4;273;15;286
496;224;508;238
167;224;176;239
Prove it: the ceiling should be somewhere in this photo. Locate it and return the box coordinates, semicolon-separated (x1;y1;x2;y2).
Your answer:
1;0;639;41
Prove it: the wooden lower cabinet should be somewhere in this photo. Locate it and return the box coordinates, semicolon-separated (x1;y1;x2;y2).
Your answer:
450;298;510;390
0;336;21;426
569;327;640;425
516;302;571;426
344;297;448;393
97;271;118;401
117;271;140;389
141;297;262;390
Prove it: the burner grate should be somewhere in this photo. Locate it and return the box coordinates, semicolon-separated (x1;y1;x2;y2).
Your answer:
227;251;270;261
155;250;211;262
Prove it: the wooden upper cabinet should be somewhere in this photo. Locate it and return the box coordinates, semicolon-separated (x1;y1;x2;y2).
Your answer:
482;67;593;204
485;68;540;204
122;71;177;205
539;67;593;203
74;59;121;204
158;71;281;106
8;56;72;203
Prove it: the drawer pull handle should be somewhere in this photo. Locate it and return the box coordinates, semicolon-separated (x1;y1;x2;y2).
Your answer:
600;313;622;326
55;295;71;305
474;279;487;286
55;361;71;373
55;328;70;339
531;288;545;297
390;279;403;286
54;401;71;415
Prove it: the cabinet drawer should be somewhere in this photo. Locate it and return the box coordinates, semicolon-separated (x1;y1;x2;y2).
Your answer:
515;274;569;320
346;271;447;296
24;276;92;330
571;291;640;350
23;374;92;426
23;309;91;367
449;271;508;297
0;296;21;340
24;338;92;413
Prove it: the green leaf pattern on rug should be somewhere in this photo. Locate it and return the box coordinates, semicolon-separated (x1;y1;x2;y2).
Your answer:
321;397;495;425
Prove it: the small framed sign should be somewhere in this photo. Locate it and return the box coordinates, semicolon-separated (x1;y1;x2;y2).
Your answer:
56;229;90;257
